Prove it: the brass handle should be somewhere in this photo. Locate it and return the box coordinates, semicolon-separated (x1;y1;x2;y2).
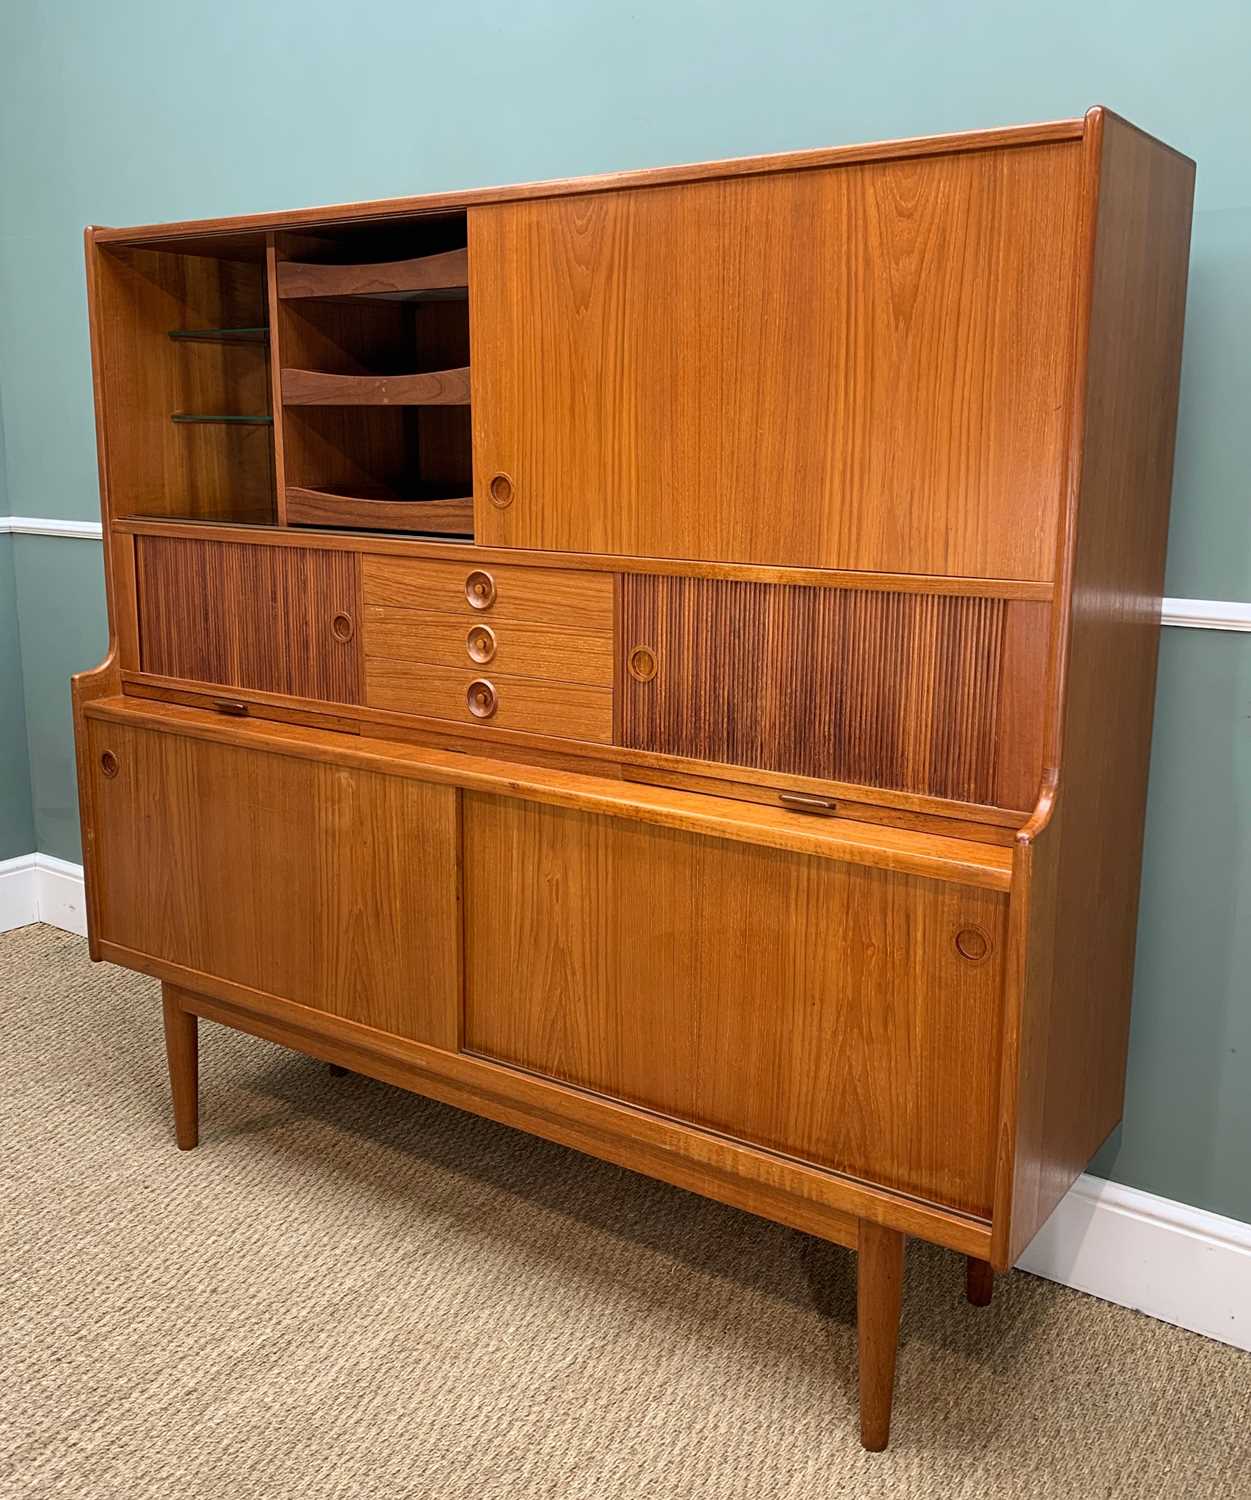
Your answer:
99;750;119;779
778;791;837;817
331;611;355;643
465;570;496;610
488;472;514;509
466;624;497;664
466;679;498;719
213;699;249;717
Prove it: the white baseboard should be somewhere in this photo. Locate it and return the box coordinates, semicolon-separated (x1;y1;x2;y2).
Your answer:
1017;1173;1251;1351
2;851;1247;1349
0;852;88;936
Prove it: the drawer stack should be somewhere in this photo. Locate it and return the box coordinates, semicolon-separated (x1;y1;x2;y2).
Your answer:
361;557;615;741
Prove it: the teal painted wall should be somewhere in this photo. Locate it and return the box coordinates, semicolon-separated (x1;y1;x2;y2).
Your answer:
0;2;1247;1220
0;532;35;860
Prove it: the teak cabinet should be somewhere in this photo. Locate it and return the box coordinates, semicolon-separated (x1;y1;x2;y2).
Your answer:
73;107;1194;1450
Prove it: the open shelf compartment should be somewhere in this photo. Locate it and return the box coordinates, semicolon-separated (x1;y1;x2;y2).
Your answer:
273;214;473;537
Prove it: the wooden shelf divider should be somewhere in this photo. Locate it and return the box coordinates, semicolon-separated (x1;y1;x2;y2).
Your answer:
281;366;470;407
276;249;468;302
285;486;473;534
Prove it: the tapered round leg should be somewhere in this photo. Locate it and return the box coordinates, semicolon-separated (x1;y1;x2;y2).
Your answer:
857;1220;905;1451
161;988;199;1151
966;1256;994;1307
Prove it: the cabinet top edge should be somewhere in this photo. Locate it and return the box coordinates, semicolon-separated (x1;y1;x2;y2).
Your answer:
88;115;1092;249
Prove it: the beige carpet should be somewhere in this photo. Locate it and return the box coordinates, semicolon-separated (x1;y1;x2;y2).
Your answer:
1;924;1247;1499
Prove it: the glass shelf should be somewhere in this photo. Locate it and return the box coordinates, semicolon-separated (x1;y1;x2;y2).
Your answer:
168;326;269;344
170;412;274;425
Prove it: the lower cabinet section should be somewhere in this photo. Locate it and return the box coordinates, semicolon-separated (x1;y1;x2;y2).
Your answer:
462;793;1006;1218
85;712;1006;1219
86;719;459;1046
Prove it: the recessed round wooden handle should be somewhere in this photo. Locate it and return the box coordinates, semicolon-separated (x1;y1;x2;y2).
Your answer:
465;570;496;610
954;926;992;963
330;611;355;643
627;644;659;683
466;624;497;664
488;472;515;509
466;679;498;719
100;750;119;779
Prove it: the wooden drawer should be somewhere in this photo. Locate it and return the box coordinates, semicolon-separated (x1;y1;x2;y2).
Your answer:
363;607;613;687
364;658;614;742
85;716;460;1047
362;555;614;630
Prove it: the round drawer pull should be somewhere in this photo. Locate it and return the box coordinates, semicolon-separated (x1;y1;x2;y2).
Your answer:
466;624;497;664
465;570;496;610
488;472;515;509
100;750;119;779
627;644;659;683
954;926;992;963
330;611;355;643
466;679;498;719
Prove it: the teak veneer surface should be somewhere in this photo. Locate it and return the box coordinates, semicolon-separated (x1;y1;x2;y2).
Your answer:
136;535;361;702
464;795;1007;1216
82;695;1013;890
619;575;1046;809
87;717;460;1047
470;144;1083;580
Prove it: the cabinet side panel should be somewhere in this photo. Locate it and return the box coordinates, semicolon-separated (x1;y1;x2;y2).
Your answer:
463;793;1006;1217
470;143;1082;579
1003;114;1195;1263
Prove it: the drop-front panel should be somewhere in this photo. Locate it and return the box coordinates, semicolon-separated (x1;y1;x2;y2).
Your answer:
77;108;1195;1452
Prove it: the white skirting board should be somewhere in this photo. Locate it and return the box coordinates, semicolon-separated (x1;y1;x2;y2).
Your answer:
3;852;1248;1351
0;853;89;937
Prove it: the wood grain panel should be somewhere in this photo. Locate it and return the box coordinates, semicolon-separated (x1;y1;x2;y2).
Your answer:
94;245;275;523
277;248;469;300
619;575;1047;809
365;659;614;743
281;366;470;406
364;607;614;685
363;555;614;629
471;143;1082;579
86;694;1014;890
86;717;460;1046
997;111;1196;1264
137;536;361;702
464;795;1007;1216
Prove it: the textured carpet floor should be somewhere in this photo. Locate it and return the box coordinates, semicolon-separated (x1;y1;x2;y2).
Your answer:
1;924;1248;1499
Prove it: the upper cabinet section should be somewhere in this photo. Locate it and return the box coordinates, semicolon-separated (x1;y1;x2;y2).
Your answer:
469;141;1084;581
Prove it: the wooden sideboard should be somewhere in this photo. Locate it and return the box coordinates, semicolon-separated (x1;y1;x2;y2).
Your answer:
72;106;1194;1450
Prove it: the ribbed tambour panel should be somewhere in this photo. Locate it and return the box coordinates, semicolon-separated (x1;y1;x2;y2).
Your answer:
137;537;361;703
619;575;1043;808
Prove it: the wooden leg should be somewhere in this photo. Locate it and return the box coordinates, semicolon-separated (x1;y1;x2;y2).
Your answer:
966;1256;994;1307
161;988;199;1150
857;1220;905;1452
